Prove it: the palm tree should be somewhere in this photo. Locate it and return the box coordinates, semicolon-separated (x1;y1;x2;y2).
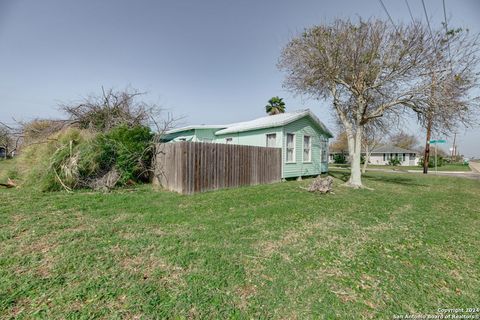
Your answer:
265;96;286;115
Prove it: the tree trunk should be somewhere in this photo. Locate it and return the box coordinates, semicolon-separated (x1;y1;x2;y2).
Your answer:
347;126;363;188
362;144;370;174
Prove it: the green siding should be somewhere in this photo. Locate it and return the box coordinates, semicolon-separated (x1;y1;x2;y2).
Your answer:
215;127;283;147
163;128;217;142
165;115;330;178
163;129;195;142
193;128;217;142
282;117;328;178
216;117;329;178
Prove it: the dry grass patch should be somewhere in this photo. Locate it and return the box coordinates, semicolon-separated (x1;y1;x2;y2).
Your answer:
120;247;187;287
234;283;258;311
255;218;338;258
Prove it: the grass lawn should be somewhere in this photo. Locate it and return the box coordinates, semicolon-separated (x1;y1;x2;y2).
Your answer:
1;162;479;318
331;163;471;172
0;159;20;181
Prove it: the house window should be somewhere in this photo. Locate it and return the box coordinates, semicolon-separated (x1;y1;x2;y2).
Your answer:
321;141;327;163
303;136;311;162
383;153;386;161
225;138;232;144
402;153;406;161
286;133;295;162
266;134;276;147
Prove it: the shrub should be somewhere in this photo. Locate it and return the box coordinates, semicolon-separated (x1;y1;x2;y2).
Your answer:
419;156;444;168
19;125;153;191
388;157;401;166
333;153;347;164
92;125;154;184
19;127;94;191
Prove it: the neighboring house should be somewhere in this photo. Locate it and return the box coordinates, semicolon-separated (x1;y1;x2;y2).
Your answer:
367;145;419;166
163;109;333;178
329;144;419;166
0;147;6;158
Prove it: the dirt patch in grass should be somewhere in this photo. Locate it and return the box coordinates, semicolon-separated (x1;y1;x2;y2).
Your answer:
330;283;358;303
256;218;337;258
8;297;31;319
14;235;59;277
120;247;186;286
234;283;258;311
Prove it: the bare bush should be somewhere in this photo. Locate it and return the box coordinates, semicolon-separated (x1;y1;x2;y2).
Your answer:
60;87;161;132
0;122;22;158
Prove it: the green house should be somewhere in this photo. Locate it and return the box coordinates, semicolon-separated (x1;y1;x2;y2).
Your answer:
163;109;333;178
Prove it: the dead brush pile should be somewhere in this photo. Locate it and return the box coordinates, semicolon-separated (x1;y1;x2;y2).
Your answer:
18;125;153;192
304;176;334;194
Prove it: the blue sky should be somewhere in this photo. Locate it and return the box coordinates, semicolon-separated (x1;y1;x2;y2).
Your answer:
1;0;479;156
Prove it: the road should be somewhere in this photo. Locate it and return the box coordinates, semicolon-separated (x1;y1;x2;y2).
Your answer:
469;161;480;173
331;165;480;181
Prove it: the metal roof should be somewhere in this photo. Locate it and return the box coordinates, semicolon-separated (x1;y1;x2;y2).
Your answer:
214;109;333;137
165;109;333;137
166;124;227;135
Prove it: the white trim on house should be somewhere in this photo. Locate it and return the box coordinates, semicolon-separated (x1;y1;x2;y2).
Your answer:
321;137;328;163
166;125;227;135
286;133;296;163
266;133;277;148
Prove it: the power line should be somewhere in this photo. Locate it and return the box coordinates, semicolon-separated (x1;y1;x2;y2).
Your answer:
421;0;434;39
442;0;449;33
378;0;396;30
421;0;441;58
404;0;415;23
442;0;453;65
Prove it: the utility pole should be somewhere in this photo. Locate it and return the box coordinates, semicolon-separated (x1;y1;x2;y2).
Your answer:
423;117;432;174
423;71;436;175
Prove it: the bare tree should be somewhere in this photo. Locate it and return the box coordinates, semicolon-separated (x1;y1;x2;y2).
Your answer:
279;19;479;188
414;27;480;173
362;123;386;174
329;130;348;155
0;126;12;159
280;19;429;187
389;131;419;150
0;122;22;158
60;87;162;132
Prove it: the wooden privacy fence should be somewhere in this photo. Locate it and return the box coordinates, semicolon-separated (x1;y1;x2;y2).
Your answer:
153;142;282;194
